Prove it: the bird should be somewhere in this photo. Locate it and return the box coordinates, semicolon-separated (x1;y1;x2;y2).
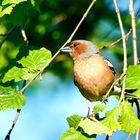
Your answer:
61;40;115;102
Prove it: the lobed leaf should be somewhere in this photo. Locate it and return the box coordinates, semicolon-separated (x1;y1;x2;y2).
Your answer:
2;66;24;83
2;0;27;5
93;103;106;114
18;48;52;71
60;128;92;140
0;85;14;95
101;107;121;133
78;118;111;136
126;65;140;89
0;92;26;110
118;101;140;134
0;4;16;17
67;114;82;128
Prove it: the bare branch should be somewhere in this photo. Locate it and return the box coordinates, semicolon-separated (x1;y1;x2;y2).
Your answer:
4;81;26;140
21;28;29;44
103;73;125;100
20;0;97;93
108;29;132;47
129;0;139;65
113;0;127;105
0;26;17;48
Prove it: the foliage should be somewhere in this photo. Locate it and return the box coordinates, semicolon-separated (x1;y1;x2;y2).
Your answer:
0;0;140;140
0;47;51;110
61;101;140;139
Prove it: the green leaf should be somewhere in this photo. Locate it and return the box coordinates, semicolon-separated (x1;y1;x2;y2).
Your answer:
0;92;26;110
93;103;106;114
0;0;27;17
2;66;24;83
60;128;92;140
21;68;36;80
67;115;82;128
132;89;140;96
30;0;40;11
79;118;111;136
2;0;27;5
118;101;140;134
0;4;16;17
101;107;121;133
0;85;14;94
5;1;33;25
18;48;52;72
126;65;140;89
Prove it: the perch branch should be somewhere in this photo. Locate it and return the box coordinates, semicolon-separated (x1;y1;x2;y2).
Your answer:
20;0;97;93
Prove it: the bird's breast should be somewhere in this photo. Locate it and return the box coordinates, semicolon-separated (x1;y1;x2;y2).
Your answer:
73;55;114;101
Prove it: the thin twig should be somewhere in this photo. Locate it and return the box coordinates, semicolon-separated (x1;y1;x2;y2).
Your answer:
20;0;97;93
0;26;17;48
129;0;138;65
105;135;110;140
103;73;125;101
21;28;29;44
4;109;21;140
113;0;127;105
108;29;132;47
4;81;26;140
126;133;131;140
136;129;139;140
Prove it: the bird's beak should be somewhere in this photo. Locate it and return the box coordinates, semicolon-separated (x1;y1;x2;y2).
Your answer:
60;46;72;53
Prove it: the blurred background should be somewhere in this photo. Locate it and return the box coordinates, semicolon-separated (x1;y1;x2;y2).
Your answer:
0;0;140;139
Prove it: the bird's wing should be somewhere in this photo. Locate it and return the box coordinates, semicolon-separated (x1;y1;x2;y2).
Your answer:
104;58;116;75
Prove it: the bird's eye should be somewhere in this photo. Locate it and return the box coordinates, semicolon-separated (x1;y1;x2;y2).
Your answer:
73;43;79;47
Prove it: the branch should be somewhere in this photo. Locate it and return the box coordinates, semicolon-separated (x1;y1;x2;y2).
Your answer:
0;26;17;48
113;0;127;105
108;29;132;47
20;0;97;93
21;28;29;44
4;109;21;140
4;81;26;140
103;73;125;100
129;0;139;65
136;129;139;140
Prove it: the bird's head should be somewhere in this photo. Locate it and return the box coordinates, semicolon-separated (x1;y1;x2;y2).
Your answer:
61;40;100;60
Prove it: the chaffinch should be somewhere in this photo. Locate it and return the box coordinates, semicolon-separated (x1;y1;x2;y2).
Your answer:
61;40;115;101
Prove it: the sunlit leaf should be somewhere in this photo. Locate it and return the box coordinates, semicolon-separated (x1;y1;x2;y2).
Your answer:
0;4;16;17
2;66;24;83
101;107;121;133
126;65;140;89
79;118;111;136
118;101;140;134
0;85;14;94
30;0;40;11
93;103;106;114
0;92;26;110
2;0;27;5
18;48;52;71
21;68;36;80
67;115;82;128
60;128;92;140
